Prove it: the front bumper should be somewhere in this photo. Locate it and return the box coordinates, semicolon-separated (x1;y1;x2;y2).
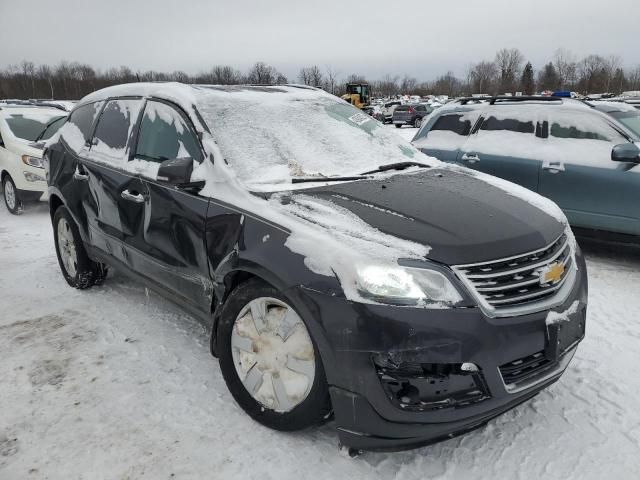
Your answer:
286;254;588;451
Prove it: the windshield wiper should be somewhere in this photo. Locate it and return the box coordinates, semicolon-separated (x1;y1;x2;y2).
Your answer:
361;161;431;175
292;175;369;184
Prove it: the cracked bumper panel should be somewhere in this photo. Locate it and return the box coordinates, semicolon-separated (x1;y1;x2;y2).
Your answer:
286;253;588;451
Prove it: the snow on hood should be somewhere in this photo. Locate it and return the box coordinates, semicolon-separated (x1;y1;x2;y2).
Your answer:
192;135;431;304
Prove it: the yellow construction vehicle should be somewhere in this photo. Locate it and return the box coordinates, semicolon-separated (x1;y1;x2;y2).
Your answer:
341;83;370;109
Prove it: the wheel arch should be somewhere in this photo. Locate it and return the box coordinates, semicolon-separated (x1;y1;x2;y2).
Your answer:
49;193;64;219
210;266;287;357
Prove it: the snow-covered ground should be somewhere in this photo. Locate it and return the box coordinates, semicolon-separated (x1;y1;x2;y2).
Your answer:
1;182;640;479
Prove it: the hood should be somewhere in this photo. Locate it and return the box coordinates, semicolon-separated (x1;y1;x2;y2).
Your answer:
5;136;44;158
285;168;564;266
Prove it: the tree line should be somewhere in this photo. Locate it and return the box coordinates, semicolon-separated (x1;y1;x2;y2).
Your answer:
2;49;639;101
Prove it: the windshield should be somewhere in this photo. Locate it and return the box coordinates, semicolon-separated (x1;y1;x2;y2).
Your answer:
610;111;640;139
195;86;432;189
39;116;67;141
4;111;66;141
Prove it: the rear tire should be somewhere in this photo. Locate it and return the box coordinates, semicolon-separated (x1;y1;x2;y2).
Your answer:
52;206;106;289
414;117;422;128
217;278;331;431
2;175;23;215
395;124;402;128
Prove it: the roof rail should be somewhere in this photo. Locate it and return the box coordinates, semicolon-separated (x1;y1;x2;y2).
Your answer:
455;96;563;105
0;99;67;111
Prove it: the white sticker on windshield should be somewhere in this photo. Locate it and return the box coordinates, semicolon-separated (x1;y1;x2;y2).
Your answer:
348;112;371;126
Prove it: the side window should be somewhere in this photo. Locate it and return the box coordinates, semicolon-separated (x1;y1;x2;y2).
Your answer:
550;112;627;143
135;101;202;163
91;99;143;164
68;101;103;143
413;112;479;145
480;116;535;134
433;114;475;135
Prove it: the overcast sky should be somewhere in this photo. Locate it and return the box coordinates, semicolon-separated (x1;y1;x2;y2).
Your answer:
1;0;638;81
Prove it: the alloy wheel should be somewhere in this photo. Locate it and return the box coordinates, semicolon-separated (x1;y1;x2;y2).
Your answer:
231;297;316;413
4;180;16;210
57;218;78;277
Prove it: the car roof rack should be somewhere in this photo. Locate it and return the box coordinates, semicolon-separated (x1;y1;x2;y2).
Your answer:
455;96;563;105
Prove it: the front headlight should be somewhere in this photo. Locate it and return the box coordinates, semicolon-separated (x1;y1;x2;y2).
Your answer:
356;265;463;307
22;155;44;169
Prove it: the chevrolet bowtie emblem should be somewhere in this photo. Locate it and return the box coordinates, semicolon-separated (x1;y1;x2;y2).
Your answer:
539;262;565;285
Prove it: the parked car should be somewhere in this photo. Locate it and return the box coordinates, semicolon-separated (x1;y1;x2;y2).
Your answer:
361;104;385;122
46;83;587;452
412;96;640;241
392;104;433;128
382;100;402;123
0;105;67;214
589;101;640;136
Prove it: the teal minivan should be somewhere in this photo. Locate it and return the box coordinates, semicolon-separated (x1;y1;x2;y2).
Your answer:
412;97;640;241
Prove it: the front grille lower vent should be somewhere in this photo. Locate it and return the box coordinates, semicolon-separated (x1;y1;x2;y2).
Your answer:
453;233;574;315
499;351;552;386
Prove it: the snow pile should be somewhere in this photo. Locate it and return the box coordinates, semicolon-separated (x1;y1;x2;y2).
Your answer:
546;300;581;326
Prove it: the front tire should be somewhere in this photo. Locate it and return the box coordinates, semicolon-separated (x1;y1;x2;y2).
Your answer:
217;278;331;431
53;206;107;289
3;175;23;215
395;124;402;128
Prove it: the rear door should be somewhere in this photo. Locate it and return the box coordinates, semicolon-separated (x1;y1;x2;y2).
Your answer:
130;99;212;310
83;98;147;263
49;101;104;239
457;106;542;192
412;110;479;162
538;110;640;235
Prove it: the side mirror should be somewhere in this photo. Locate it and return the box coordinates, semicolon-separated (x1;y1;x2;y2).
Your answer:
157;157;194;184
611;143;640;163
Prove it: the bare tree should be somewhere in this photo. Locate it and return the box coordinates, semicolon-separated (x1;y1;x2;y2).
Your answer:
495;48;524;93
322;65;339;94
399;74;417;94
246;62;287;85
298;65;323;86
553;48;577;90
577;54;607;93
467;61;498;94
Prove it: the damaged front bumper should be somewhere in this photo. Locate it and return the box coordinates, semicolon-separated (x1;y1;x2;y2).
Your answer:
286;255;588;451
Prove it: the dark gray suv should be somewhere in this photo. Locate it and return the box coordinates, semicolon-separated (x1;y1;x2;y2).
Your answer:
45;83;587;452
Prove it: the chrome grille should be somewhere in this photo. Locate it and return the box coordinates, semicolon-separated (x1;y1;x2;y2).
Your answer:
453;233;575;317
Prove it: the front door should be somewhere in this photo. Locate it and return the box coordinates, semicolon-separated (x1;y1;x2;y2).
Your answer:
457;106;542;192
538;110;640;235
130;99;213;311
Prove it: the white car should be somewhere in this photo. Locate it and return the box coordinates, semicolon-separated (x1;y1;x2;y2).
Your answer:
0;106;67;214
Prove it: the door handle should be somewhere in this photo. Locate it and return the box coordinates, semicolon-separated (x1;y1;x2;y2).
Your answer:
542;162;564;174
73;166;89;181
121;189;145;203
461;153;480;163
